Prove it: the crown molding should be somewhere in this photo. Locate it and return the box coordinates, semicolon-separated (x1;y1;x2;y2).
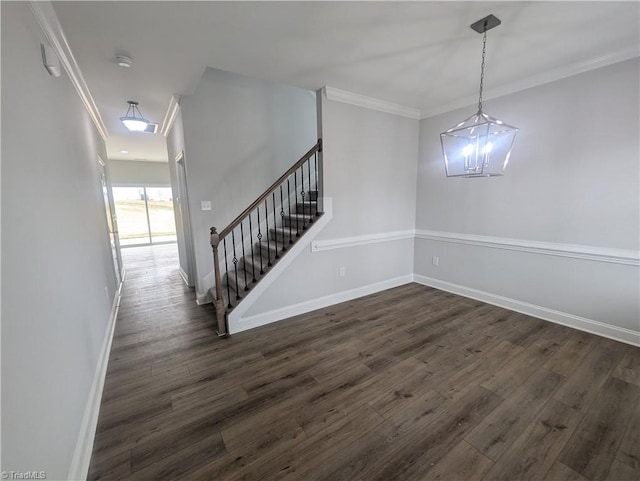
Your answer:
160;95;181;137
323;86;421;120
420;45;640;119
29;1;109;141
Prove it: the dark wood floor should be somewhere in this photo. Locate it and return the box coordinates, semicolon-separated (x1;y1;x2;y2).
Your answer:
89;244;640;481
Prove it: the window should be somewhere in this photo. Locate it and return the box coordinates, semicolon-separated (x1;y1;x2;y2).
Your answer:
113;187;177;246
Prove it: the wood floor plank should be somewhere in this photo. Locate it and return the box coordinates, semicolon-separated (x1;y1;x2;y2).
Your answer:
605;459;639;481
87;245;640;481
428;440;493;481
436;339;523;401
301;389;451;481
128;373;317;473
559;377;640;481
616;393;640;470
359;385;503;481
466;368;565;461
127;432;226;480
228;404;385;481
612;345;640;387
481;337;564;399
544;330;596;377
544;461;590;481
553;341;624;411
480;398;583;481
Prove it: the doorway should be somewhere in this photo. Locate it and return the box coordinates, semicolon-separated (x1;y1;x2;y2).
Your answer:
174;151;196;286
112;186;177;247
98;158;123;284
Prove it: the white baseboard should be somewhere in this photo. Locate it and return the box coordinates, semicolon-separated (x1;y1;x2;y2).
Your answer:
67;280;122;480
413;274;640;347
178;267;190;287
232;274;414;334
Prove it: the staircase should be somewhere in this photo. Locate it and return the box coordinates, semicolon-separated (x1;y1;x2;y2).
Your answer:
209;140;323;337
224;190;319;295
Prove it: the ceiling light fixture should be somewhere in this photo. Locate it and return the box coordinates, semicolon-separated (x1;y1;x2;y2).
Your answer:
440;14;518;177
120;100;149;132
116;55;133;68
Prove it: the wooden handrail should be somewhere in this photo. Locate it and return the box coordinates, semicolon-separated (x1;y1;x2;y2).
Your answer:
218;139;322;239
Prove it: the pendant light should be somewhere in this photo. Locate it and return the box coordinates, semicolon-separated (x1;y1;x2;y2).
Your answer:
440;14;518;177
120;100;150;132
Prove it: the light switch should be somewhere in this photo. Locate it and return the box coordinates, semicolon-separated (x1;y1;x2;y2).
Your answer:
201;200;212;211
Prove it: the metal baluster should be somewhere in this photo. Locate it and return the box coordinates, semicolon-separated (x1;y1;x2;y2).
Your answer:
294;171;300;237
248;212;257;282
223;238;232;308
301;163;307;230
257;206;264;274
231;229;240;300
287;178;293;243
272;192;279;259
314;151;320;216
265;199;272;266
307;158;313;224
279;185;287;251
240;221;249;291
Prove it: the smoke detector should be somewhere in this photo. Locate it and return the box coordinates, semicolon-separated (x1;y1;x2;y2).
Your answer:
115;55;133;68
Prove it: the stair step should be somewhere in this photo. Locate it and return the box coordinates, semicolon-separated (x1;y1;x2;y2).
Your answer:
255;240;280;261
282;213;316;229
222;210;323;311
241;256;268;277
225;268;254;295
295;200;318;215
269;226;296;245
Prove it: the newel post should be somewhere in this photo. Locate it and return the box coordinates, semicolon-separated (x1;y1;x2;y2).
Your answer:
210;227;229;338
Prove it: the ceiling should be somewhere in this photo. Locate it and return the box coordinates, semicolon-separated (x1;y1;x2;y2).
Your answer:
53;1;640;163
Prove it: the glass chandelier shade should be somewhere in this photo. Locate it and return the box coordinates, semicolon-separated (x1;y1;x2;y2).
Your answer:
441;111;518;177
120;100;149;132
440;15;518;178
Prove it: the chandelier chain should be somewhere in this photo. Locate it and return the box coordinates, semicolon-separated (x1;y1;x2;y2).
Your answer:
478;30;487;113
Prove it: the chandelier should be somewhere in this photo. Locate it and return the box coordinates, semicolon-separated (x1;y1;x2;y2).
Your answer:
440;14;518;177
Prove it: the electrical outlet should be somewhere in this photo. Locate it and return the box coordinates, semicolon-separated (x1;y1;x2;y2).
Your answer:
339;266;346;277
201;200;212;211
432;256;439;266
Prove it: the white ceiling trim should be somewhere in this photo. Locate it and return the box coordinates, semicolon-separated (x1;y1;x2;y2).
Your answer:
420;45;640;120
160;95;181;137
29;1;109;141
324;86;421;120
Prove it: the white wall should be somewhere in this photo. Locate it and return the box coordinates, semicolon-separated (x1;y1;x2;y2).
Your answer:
1;3;118;478
239;90;419;330
179;68;317;300
107;159;171;187
414;58;640;337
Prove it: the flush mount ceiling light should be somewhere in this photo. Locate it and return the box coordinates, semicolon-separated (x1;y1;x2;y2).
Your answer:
440;14;518;178
116;55;133;68
120;100;149;132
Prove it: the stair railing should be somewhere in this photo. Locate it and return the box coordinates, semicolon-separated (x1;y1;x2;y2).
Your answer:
210;139;323;337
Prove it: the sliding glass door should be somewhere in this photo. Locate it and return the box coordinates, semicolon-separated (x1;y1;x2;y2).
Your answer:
113;186;177;246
